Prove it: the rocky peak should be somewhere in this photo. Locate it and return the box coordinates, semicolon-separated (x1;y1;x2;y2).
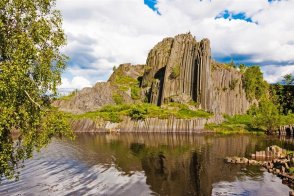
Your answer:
141;33;251;115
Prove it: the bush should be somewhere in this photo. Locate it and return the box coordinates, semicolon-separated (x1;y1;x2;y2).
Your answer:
112;93;124;105
129;105;148;120
229;79;239;90
170;65;180;79
251;98;281;134
131;86;141;100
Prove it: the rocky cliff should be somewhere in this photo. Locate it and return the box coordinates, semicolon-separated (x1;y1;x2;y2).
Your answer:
142;33;251;115
55;33;252;116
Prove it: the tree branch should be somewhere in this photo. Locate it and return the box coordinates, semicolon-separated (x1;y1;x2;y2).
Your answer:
24;90;41;109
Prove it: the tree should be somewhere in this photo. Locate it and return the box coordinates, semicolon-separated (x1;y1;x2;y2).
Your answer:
282;74;294;85
252;98;281;134
242;66;269;101
0;0;73;180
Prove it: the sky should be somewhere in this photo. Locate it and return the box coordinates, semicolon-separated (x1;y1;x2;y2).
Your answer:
56;0;294;92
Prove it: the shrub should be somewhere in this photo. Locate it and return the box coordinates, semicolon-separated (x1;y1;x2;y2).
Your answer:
170;65;180;79
131;86;141;100
229;79;239;90
112;93;124;105
251;98;281;134
129;105;148;120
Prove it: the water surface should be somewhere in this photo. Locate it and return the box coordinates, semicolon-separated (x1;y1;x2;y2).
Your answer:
1;133;293;196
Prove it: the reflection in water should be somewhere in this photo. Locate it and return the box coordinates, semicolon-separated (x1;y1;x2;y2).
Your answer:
0;133;293;195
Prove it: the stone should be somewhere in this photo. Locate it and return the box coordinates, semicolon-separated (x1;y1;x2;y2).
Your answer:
240;157;249;164
141;33;251;115
225;157;232;163
282;166;286;174
249;160;258;165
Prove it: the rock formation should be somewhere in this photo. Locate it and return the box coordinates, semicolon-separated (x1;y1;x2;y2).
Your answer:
55;33;252;116
54;63;143;114
141;33;251;115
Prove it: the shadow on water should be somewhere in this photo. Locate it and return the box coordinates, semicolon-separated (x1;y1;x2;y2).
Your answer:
1;133;293;195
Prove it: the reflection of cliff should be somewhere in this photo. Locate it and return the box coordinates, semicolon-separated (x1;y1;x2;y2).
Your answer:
138;135;257;196
69;134;270;195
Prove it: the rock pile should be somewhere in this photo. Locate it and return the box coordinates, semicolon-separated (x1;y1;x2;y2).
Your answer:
225;145;294;191
251;145;287;159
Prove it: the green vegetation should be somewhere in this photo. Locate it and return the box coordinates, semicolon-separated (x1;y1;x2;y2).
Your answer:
112;93;124;105
0;0;73;180
206;99;294;135
68;103;213;123
205;114;263;135
250;98;281;134
272;84;294;114
110;67;142;100
229;79;239;90
288;167;294;174
282;74;294;85
131;86;141;100
170;65;180;79
242;66;269;101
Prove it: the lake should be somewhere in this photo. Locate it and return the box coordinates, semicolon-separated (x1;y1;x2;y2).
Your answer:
1;133;293;196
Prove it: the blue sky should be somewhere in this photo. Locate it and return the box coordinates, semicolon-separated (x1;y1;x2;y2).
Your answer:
57;0;294;92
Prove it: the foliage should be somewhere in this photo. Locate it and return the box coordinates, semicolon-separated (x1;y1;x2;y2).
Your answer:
170;65;180;79
242;66;269;101
129;105;148;120
68;103;213;123
205;114;263;135
111;68;141;100
288;167;294;174
112;93;124;105
271;84;294;114
228;59;237;68
229;79;239;90
0;0;73;180
238;64;247;73
131;86;141;100
282;74;294;85
251;98;281;134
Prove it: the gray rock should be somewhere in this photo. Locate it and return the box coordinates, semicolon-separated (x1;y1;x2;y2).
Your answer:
141;33;251;115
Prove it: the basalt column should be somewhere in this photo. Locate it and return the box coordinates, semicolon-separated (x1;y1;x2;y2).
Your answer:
141;38;174;105
194;39;214;112
161;34;198;104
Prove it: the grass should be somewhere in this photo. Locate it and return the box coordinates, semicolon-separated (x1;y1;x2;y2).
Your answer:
111;68;141;100
205;114;264;135
288;167;294;174
67;103;213;123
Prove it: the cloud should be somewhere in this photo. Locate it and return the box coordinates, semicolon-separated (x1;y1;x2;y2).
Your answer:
261;65;294;83
57;0;294;89
58;76;92;93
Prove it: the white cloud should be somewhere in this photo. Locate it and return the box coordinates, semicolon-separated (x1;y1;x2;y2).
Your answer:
261;65;294;84
58;76;92;93
57;0;294;89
